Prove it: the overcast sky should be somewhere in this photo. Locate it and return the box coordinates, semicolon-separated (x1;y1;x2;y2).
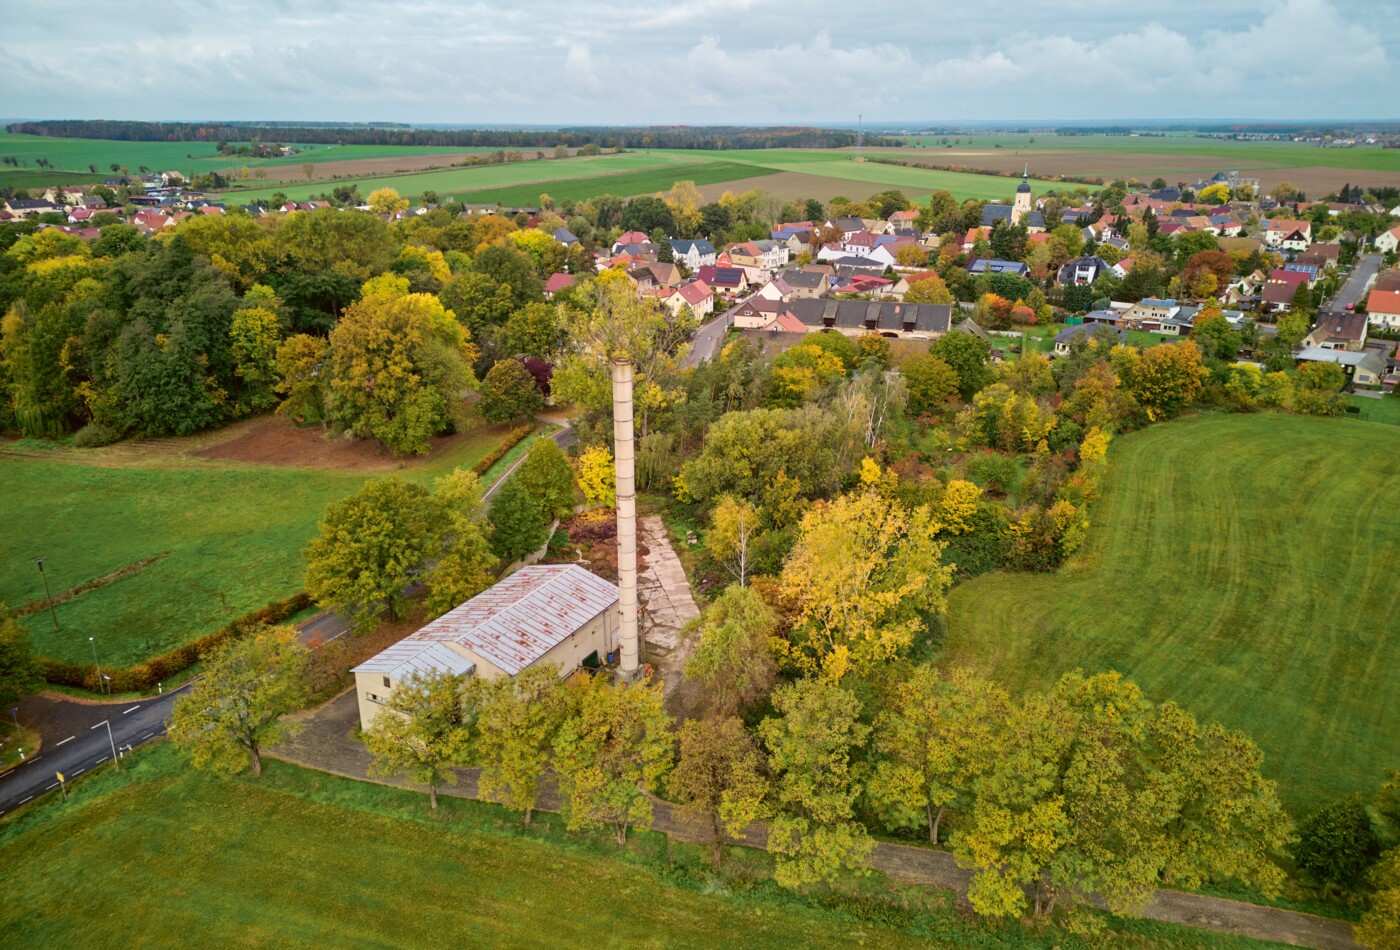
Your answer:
2;0;1395;126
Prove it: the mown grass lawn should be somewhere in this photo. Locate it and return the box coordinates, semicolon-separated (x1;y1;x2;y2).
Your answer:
0;744;1284;949
1351;393;1400;426
453;160;774;207
944;413;1400;809
0;423;515;668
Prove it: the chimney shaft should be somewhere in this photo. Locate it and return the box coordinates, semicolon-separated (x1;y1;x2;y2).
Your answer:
611;358;640;680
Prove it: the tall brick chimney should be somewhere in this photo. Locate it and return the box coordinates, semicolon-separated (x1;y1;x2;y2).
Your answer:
611;357;640;681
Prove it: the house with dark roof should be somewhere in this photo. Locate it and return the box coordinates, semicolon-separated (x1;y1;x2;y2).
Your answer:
671;238;717;270
1302;312;1369;352
1053;324;1127;356
1296;347;1385;386
552;227;580;246
3;198;55;218
696;265;748;294
1056;256;1113;286
351;565;620;730
968;258;1030;277
786;299;952;340
1260;269;1311;313
778;268;828;299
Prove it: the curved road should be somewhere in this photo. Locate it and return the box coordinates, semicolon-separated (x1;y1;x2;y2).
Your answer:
0;685;190;816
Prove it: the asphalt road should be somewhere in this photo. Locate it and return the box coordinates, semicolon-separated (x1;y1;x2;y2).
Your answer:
0;684;190;816
681;307;733;368
1330;252;1383;310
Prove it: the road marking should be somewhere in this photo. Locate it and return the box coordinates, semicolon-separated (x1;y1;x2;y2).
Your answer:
73;769;84;776
143;732;156;740
57;736;75;746
0;772;12;781
122;705;141;714
28;756;40;764
95;756;108;764
45;783;57;790
19;796;32;804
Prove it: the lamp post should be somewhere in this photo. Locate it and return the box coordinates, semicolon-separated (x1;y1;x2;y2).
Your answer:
32;557;58;631
92;720;121;772
89;636;104;694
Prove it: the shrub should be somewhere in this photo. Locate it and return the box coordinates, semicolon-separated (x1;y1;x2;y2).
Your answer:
71;422;122;448
965;453;1020;497
1293;794;1381;888
470;424;533;477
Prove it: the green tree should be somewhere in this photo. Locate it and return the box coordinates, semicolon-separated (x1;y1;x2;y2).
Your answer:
364;668;476;810
479;358;543;423
929;332;993;399
901;352;960;413
498;301;567;360
304;477;442;626
670;715;770;863
868;667;1010;844
229;305;283;413
1192;312;1242;362
553;677;674;844
1358;848;1400;950
1292;361;1347;416
273;333;328;423
1293;795;1381;887
759;678;873;888
423;469;496;619
474;664;572;824
167;626;307;777
685;585;779;718
515;437;577;520
487;477;550;561
0;605;42;707
705;495;761;587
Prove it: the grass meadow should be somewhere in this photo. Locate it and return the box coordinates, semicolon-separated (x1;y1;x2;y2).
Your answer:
943;413;1400;809
0;422;518;668
0;743;1286;949
453;160;775;206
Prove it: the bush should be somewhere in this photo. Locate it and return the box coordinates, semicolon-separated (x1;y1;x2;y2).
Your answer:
71;422;122;448
1293;794;1381;888
471;424;533;477
38;592;313;693
965;453;1021;497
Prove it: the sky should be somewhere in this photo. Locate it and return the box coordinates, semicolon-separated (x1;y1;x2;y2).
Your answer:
2;0;1396;126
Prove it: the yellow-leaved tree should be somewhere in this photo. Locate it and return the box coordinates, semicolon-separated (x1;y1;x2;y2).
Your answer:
367;187;409;215
779;462;951;679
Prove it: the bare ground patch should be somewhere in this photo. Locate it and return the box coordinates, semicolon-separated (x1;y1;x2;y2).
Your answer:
190;415;515;472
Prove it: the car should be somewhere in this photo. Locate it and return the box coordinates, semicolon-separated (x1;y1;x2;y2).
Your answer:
1345;303;1355;310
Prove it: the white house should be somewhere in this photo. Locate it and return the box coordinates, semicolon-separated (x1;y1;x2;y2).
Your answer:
1366;289;1400;329
670;239;717;270
1261;219;1312;249
351;565;619;730
1375;226;1400;255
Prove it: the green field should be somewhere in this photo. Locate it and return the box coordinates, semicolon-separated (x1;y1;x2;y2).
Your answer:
895;132;1400;174
0;424;516;668
453;160;776;206
0;743;1282;949
944;414;1400;809
1351;394;1400;425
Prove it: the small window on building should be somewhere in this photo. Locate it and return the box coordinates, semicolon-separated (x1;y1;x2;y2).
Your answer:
383;675;391;689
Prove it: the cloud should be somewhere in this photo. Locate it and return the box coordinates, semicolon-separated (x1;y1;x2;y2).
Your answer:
0;0;1392;123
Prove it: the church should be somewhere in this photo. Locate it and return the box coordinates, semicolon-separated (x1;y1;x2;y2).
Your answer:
980;167;1046;232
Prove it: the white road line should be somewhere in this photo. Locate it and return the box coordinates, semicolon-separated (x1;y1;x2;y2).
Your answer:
143;732;156;740
28;756;40;763
0;772;12;781
95;756;108;764
45;783;57;790
122;705;141;714
19;796;32;804
57;736;75;746
73;769;84;776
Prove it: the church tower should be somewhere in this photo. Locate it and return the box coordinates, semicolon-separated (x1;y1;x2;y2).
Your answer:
1012;164;1032;224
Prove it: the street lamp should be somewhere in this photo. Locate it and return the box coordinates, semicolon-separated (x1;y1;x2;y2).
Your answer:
92;720;121;772
32;557;58;631
89;636;104;694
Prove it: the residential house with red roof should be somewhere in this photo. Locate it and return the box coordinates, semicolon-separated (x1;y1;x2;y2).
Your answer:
1365;288;1400;329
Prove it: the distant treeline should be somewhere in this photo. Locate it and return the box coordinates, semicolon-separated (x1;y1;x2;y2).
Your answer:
6;121;896;151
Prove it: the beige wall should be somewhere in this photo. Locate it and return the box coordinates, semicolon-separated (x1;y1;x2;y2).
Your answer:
354;607;619;730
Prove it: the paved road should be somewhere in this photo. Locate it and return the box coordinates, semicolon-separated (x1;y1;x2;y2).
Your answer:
681;307;733;368
1330;252;1383;311
0;685;190;816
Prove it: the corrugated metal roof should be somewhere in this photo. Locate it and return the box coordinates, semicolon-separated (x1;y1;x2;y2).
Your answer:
351;641;476;679
404;565;618;676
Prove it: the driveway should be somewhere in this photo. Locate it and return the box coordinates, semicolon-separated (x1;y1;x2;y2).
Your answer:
1330;252;1383;311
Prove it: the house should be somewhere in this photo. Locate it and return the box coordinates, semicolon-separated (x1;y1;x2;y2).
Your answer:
947;317;992;343
968;258;1030;277
611;231;651;253
1053;324;1127;356
351;565;620;730
886;209;918;232
726;239;789;280
1364;289;1400;329
1296;347;1385;386
1302;312;1368;352
1295;244;1341;272
630;261;682;290
786;299;952;340
4;198;55;218
1375;225;1400;255
826;216;866;239
779;268;828;299
655;279;714;319
1260;270;1311;313
552;227;580;246
1112;257;1136;279
1056;256;1113;286
1124;298;1180;324
543;273;576;299
732;295;781;329
1261;219;1312;249
696;265;748;295
671;238;717;270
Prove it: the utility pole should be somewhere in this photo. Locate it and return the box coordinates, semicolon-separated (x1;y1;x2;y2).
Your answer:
93;720;121;771
89;636;104;694
855;114;864;161
32;556;58;631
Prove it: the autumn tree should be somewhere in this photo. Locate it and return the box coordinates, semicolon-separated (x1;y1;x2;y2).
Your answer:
515;437;577;520
229;304;283;413
1110;339;1207;421
553;677;674;844
478;358;543;423
367;187;409;215
670;715;770;863
323;275;476;455
900;352;960;414
364;668;475;810
779;469;951;679
706;494;760;587
685;584;779;719
1357;848;1400;950
472;664;572;823
1292;361;1347;416
929;331;993;399
167;626;307;778
274;333;329;423
423;468;496;619
760;677;873;888
574;443;616;507
868;667;1011;844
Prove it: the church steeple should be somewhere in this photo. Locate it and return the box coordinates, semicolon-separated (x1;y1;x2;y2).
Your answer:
1013;165;1032;222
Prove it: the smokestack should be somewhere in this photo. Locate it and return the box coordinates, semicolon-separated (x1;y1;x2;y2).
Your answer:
611;357;641;681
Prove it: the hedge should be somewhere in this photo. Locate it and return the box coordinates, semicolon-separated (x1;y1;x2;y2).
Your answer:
471;423;535;477
38;592;314;693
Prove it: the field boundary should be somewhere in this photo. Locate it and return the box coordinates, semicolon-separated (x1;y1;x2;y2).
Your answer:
15;552;169;618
